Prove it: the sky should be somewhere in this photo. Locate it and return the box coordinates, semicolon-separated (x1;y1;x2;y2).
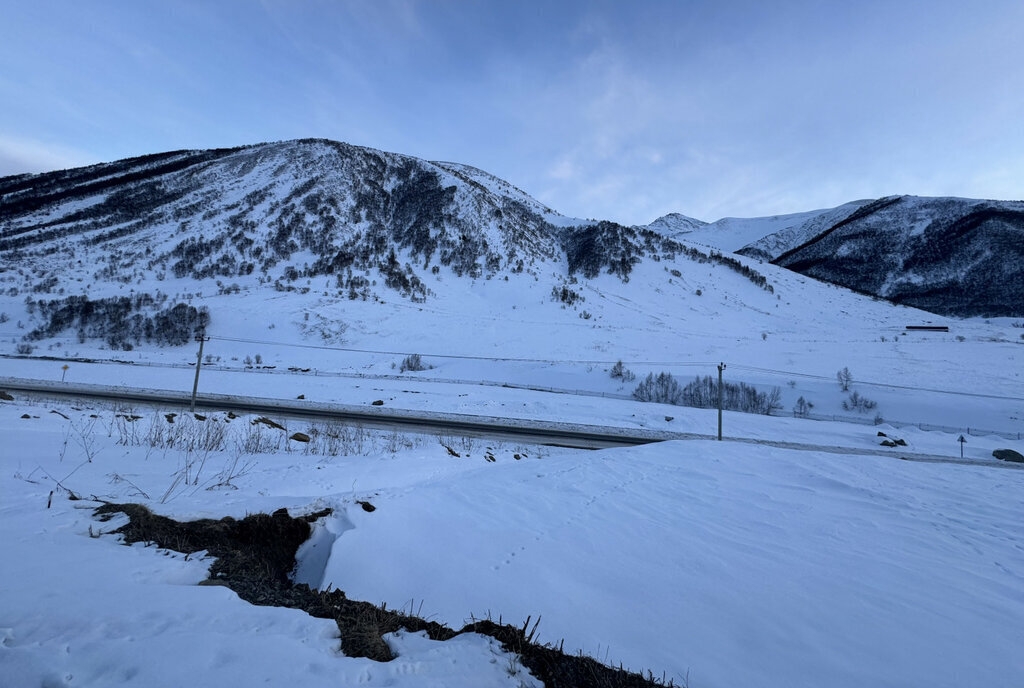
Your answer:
2;0;1023;225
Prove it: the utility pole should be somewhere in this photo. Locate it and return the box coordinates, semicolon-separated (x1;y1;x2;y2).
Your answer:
191;332;209;413
717;362;726;441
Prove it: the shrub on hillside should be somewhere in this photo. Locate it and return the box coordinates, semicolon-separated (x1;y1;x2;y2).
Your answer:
399;353;429;372
635;372;782;415
633;372;683;405
27;295;209;349
842;391;878;413
679;375;782;415
836;367;853;392
610;360;636;382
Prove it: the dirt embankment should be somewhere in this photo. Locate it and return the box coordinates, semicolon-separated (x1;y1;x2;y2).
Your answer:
94;503;677;688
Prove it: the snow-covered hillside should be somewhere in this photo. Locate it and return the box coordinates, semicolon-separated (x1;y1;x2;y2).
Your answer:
1;142;1022;432
768;195;1024;316
646;195;1024;317
732;200;872;259
0;139;579;298
643;201;870;253
642;212;708;238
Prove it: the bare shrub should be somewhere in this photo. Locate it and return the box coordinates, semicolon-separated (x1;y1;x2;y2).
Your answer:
237;422;283;455
836;367;853;392
303;421;369;457
399;353;429;372
610;360;636;382
633;372;683;405
208;449;255;490
793;396;813;417
636;373;782;415
843;391;878;413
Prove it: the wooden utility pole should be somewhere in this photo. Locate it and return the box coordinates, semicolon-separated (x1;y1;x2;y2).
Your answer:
191;333;209;413
717;362;726;440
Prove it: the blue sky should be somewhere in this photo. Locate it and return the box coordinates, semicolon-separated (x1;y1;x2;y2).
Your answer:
2;0;1022;224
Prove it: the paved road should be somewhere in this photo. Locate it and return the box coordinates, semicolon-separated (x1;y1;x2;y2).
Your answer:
1;376;1018;469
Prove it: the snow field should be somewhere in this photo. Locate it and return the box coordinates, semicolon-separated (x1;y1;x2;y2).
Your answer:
311;440;1024;688
4;245;1022;436
1;398;1022;687
0;401;549;687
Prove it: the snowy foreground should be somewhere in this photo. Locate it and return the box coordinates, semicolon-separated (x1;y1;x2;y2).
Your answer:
1;394;1022;688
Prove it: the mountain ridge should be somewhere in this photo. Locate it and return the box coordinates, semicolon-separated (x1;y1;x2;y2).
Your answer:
645;194;1024;317
762;194;1024;316
3;138;1022;322
4;138;784;350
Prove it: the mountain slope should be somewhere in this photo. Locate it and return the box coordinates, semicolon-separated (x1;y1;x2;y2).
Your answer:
734;200;874;260
3;141;1023;434
1;138;782;351
645;194;1024;317
643;212;707;238
646;201;872;253
0;139;578;297
762;195;1024;317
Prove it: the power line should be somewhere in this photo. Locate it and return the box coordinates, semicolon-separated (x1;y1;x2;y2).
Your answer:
207;334;719;367
2;332;1022;402
728;364;1024;402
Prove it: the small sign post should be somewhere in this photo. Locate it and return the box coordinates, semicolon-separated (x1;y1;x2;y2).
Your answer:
61;364;69;382
958;435;966;459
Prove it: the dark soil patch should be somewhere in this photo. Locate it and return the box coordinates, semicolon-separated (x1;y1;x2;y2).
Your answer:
94;503;675;687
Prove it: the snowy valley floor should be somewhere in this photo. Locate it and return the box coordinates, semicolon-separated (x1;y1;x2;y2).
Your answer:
1;394;1023;688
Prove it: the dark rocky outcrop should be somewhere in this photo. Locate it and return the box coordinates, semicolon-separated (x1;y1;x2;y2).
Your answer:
993;448;1024;463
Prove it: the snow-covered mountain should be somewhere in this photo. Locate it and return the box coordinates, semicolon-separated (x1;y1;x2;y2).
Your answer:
645;195;1024;317
643;201;872;253
731;200;873;259
0;138;784;351
759;195;1024;317
0;139;577;297
3;138;1023;356
642;212;707;238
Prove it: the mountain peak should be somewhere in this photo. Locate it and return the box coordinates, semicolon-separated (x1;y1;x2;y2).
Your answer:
643;212;707;238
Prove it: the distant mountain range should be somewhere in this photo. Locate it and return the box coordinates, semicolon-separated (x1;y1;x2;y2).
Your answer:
643;195;1024;317
1;138;1022;320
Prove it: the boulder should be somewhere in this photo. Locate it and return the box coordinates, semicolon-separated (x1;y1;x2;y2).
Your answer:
993;449;1024;463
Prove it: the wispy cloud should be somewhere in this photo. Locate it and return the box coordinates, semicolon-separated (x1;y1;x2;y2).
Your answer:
0;136;95;177
2;1;1023;221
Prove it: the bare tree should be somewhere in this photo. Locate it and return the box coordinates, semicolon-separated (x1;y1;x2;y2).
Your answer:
836;367;853;392
610;360;636;382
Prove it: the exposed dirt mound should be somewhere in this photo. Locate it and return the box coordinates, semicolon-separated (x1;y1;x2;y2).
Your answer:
94;503;676;686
